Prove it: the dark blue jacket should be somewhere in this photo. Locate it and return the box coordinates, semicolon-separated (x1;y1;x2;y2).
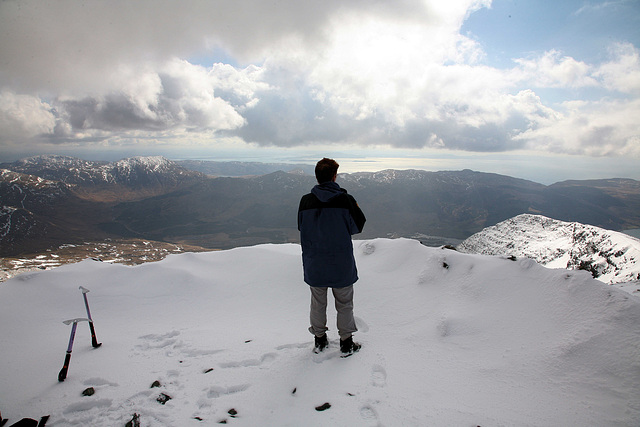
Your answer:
298;181;366;287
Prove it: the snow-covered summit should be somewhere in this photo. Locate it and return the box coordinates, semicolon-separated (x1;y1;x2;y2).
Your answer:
113;156;173;172
0;238;638;426
458;214;640;285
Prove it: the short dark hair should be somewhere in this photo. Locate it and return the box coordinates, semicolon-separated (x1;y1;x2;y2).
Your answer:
315;158;339;183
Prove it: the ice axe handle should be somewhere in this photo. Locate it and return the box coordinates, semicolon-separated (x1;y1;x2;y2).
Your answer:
58;353;71;382
58;321;79;382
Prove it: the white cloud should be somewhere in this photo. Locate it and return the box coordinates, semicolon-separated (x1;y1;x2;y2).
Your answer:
515;97;640;156
158;60;247;130
53;60;247;137
108;66;163;123
511;44;640;94
513;50;597;89
503;44;640;156
573;0;629;16
0;91;56;142
594;42;640;94
208;63;271;110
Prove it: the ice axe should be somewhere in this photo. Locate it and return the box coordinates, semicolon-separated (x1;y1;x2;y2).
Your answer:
79;286;102;348
58;318;90;382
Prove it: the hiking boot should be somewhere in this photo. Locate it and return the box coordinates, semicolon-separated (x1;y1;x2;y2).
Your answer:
314;334;328;353
340;336;361;356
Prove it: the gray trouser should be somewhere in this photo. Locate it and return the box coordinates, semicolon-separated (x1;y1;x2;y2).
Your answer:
308;285;358;340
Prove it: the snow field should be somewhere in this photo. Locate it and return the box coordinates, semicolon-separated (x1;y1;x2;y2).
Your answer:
0;238;639;426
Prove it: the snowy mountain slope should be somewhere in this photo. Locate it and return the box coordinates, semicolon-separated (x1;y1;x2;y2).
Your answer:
0;169;70;204
0;169;77;256
1;239;638;426
458;214;640;286
0;169;69;238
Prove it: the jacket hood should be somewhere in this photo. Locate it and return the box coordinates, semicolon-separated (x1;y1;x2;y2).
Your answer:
311;181;345;202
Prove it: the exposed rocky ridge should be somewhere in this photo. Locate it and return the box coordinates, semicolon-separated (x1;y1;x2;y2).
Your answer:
458;214;640;284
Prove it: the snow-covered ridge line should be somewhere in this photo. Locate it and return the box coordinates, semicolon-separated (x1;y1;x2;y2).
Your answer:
458;214;640;285
19;154;169;167
3;155;197;187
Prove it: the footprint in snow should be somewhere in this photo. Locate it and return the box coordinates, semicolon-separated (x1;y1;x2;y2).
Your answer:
360;405;379;421
275;342;310;351
371;365;387;387
136;330;181;350
197;384;251;411
219;352;278;368
205;384;251;399
62;398;113;414
83;377;119;387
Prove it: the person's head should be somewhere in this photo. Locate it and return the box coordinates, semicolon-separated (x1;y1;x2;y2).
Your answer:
315;158;339;183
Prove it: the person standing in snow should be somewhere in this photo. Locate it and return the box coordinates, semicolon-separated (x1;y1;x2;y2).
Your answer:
298;158;366;355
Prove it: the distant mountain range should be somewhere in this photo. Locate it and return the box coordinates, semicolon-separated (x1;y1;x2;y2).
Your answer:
2;155;640;257
458;214;640;285
3;155;205;202
175;159;315;177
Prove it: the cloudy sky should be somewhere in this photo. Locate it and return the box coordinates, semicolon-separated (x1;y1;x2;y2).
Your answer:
1;0;638;183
